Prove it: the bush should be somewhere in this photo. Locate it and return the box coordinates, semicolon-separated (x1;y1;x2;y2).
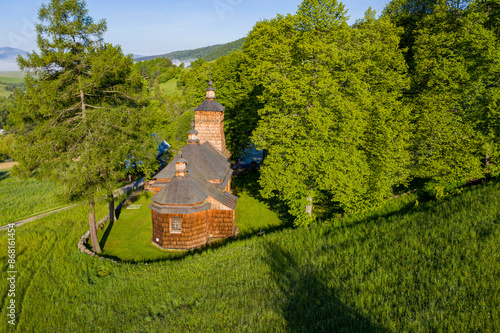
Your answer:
423;179;467;199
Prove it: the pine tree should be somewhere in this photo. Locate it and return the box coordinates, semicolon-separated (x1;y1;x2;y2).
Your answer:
12;0;156;253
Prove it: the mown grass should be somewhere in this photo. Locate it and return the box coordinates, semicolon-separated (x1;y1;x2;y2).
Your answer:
0;176;498;332
159;78;181;96
96;191;184;262
97;173;284;261
0;169;68;225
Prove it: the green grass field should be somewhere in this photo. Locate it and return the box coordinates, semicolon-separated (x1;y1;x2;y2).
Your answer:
0;72;24;79
96;191;185;261
0;169;68;225
159;78;181;96
0;174;498;331
0;74;24;97
0;76;24;84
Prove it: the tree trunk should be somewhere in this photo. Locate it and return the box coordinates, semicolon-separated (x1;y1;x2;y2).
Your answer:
486;143;491;173
80;89;86;118
305;196;313;218
108;191;115;223
89;198;102;254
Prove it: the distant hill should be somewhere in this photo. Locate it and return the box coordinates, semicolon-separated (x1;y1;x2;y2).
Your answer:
136;37;245;64
0;47;27;60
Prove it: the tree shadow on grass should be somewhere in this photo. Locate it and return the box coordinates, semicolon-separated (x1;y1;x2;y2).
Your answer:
232;170;294;227
0;170;9;182
263;241;387;332
99;220;114;251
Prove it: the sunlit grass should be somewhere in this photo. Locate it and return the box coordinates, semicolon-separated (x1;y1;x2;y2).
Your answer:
97;173;285;261
0;175;498;332
0;168;68;225
159;78;181;96
96;191;185;261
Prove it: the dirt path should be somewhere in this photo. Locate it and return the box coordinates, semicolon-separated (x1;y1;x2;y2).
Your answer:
0;204;79;230
0;161;18;170
0;177;145;231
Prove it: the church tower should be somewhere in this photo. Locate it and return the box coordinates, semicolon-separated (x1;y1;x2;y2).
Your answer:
194;80;230;158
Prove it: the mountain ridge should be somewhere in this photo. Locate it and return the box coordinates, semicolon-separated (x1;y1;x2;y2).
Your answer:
0;47;28;60
135;37;245;63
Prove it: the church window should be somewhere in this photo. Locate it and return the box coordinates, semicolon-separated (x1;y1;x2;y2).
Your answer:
170;217;182;233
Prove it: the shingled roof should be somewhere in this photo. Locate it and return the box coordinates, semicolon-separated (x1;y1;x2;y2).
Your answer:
149;160;237;213
194;99;225;112
154;141;231;182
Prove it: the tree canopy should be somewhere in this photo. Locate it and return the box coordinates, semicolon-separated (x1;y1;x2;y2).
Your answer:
12;0;157;252
241;3;410;224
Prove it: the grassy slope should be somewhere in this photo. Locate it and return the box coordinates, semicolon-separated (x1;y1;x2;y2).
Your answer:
0;178;498;332
159;78;181;96
0;75;24;97
0;169;68;225
0;76;24;84
0;85;11;97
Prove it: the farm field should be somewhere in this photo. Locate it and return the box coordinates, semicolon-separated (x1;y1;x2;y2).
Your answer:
0;72;24;79
0;74;24;97
0;175;498;331
0;168;68;226
0;84;12;97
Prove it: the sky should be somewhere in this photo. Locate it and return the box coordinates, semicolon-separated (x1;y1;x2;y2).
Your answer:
1;0;390;57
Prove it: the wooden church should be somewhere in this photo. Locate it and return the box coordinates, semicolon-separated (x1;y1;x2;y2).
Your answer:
148;81;238;250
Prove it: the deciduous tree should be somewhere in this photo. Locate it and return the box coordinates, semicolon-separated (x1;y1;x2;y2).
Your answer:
246;1;410;224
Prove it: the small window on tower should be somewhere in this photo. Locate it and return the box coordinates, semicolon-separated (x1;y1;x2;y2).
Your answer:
170;217;182;233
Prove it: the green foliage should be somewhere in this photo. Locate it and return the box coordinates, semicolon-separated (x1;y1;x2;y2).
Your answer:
0;175;499;331
203;37;246;62
422;178;466;199
0;81;25;94
12;0;158;201
407;0;500;180
0;96;15;129
133;56;182;87
245;4;410;223
382;0;438;71
0;168;68;225
0;134;14;161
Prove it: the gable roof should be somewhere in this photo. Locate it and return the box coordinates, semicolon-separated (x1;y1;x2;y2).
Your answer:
154;141;230;181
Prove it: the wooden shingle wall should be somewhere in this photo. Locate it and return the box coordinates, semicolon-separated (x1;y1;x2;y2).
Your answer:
195;111;226;153
152;210;209;250
208;209;235;238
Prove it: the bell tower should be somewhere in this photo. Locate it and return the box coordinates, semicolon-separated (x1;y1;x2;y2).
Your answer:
194;80;229;157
